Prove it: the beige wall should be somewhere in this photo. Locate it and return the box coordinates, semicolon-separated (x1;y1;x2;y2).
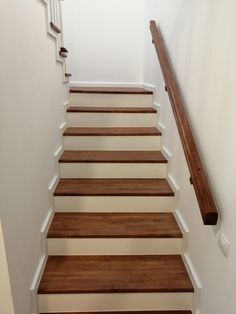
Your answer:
144;1;236;313
0;0;68;313
0;220;15;314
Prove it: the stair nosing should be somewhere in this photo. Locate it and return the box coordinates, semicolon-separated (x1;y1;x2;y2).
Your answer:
69;87;153;95
67;106;157;113
63;127;162;137
53;178;174;197
47;213;182;239
59;151;167;164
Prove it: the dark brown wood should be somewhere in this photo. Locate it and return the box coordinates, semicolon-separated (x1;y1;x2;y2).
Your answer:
50;22;61;34
69;87;153;94
67;106;156;113
47;213;182;238
40;311;192;314
150;21;218;225
59;150;167;163
59;51;67;58
60;47;68;53
63;127;161;136
54;178;174;196
38;255;194;294
65;73;72;77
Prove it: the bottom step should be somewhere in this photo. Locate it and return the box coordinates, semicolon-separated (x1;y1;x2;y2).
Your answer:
38;256;193;312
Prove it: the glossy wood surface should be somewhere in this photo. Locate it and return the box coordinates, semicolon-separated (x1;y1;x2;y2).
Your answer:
38;255;194;294
54;178;174;196
40;311;192;314
69;87;153;94
47;213;182;238
150;20;218;225
59;151;167;163
67;106;156;113
63;127;161;136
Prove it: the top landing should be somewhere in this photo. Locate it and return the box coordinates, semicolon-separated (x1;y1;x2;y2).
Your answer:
69;87;153;95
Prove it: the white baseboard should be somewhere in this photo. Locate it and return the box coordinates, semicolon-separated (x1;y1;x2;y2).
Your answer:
69;82;156;92
30;254;47;314
69;81;145;88
142;83;156;92
182;253;202;312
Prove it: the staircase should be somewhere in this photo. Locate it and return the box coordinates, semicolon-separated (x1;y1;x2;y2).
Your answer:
38;87;194;313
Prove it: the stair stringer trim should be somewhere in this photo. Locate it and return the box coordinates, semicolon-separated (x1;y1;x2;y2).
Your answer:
30;101;69;314
39;0;69;84
154;98;202;313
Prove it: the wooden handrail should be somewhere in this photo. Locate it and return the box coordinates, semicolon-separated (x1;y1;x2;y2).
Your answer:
150;20;218;225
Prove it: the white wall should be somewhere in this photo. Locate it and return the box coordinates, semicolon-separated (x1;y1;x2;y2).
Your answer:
0;1;68;313
144;1;236;313
62;0;146;85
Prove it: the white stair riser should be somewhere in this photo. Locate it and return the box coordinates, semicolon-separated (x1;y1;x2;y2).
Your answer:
47;238;182;255
70;93;153;107
64;136;161;151
54;196;174;212
38;292;193;312
59;163;167;178
67;112;157;127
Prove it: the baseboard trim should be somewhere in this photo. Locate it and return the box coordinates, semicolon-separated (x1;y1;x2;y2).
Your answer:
70;82;145;88
30;254;47;314
142;83;156;92
182;253;202;312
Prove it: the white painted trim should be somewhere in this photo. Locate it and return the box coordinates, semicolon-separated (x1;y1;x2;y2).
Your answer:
161;146;172;161
30;254;47;314
182;253;202;311
167;174;180;209
38;292;193;312
54;146;63;160
153;101;161;111
157;121;166;133
141;83;156;92
175;209;190;234
40;209;54;253
48;238;182;255
69;82;145;88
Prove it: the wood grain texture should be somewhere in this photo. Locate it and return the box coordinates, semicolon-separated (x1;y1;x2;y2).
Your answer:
69;87;153;94
59;151;167;163
67;106;157;113
38;255;194;294
40;311;192;314
63;127;161;136
150;21;218;225
54;178;174;196
47;213;182;238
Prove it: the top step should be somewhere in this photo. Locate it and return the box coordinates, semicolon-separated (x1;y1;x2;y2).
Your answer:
69;87;154;107
70;87;153;95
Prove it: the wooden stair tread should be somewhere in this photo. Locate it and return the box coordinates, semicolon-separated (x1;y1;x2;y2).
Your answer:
54;178;174;196
69;87;153;94
59;151;167;163
40;311;192;314
47;213;182;238
67;106;156;113
38;255;194;294
63;127;161;136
